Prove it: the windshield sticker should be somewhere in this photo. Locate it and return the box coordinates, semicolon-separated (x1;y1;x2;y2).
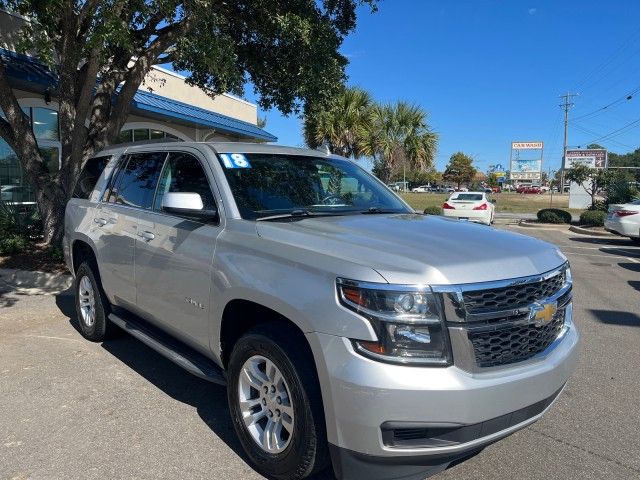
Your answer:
220;153;251;169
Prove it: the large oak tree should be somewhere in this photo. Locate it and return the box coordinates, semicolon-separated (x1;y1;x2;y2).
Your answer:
0;0;376;244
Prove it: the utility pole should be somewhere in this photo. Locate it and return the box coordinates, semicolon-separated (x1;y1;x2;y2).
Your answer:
559;92;578;193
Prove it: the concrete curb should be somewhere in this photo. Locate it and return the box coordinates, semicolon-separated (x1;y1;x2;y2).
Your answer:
517;220;569;230
0;268;72;294
568;225;616;237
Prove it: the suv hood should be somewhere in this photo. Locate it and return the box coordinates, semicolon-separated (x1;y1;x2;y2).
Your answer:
256;214;566;285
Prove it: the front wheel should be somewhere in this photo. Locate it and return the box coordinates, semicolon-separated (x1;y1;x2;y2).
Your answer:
227;325;329;479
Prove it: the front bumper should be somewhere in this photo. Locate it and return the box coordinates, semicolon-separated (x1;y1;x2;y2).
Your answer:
306;314;579;479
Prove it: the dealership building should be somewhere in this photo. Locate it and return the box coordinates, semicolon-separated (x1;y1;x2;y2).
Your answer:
0;10;276;204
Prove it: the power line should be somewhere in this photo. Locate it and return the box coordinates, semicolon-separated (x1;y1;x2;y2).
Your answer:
586;116;640;144
574;25;640;91
571;83;640;122
572;123;634;149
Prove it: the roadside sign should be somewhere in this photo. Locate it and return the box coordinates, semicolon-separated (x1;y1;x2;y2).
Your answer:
565;149;607;169
510;141;543;181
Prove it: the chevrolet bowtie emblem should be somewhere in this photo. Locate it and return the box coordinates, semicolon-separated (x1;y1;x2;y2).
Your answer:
530;302;557;326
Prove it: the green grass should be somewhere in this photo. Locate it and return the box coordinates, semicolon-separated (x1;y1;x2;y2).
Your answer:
399;192;580;215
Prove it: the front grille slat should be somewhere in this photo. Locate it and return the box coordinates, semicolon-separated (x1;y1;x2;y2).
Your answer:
455;267;569;369
468;310;565;367
463;272;565;314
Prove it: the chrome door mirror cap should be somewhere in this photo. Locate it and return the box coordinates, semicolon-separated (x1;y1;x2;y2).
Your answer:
162;192;204;211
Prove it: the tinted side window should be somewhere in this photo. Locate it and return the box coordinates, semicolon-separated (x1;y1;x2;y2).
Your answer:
112;152;166;209
154;152;216;211
73;155;112;199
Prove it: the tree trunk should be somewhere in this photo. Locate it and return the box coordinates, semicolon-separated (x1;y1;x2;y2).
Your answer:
37;188;70;245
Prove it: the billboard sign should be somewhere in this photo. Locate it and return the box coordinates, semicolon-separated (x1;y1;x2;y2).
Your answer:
512;142;544;150
510;141;543;181
565;149;607;169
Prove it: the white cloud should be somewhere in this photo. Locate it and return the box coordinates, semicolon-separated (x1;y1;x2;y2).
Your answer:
528;7;537;15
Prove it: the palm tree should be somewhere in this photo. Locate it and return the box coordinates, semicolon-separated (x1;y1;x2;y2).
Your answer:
367;102;438;183
303;87;373;158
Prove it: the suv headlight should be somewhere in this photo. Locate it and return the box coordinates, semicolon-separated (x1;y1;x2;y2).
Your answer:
337;279;452;366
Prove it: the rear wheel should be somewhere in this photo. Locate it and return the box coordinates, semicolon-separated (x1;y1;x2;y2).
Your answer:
227;325;329;479
74;261;114;341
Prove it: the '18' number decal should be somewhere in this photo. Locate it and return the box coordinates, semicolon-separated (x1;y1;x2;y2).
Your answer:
220;153;251;169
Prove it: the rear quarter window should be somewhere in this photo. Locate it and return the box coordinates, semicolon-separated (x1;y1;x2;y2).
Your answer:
73;155;112;199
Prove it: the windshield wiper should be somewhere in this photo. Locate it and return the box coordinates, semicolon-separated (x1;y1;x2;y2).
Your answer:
256;209;343;222
360;207;402;214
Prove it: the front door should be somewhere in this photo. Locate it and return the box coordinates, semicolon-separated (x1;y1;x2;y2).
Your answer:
134;151;221;352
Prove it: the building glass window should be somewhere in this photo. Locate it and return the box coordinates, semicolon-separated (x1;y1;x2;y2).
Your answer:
116;128;184;144
0;139;36;204
32;108;59;140
133;128;150;142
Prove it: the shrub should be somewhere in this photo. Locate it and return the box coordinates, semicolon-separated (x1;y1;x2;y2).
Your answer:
423;206;442;215
0;234;28;255
537;208;572;224
580;210;606;227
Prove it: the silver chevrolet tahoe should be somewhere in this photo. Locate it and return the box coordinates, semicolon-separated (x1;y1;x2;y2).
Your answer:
64;142;579;480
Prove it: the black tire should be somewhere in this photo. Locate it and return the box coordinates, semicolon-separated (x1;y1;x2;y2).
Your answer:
74;261;113;342
227;324;329;479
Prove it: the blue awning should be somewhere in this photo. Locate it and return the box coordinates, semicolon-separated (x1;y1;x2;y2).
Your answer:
0;48;277;142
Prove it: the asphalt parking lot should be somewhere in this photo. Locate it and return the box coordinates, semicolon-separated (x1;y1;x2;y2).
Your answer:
1;226;639;480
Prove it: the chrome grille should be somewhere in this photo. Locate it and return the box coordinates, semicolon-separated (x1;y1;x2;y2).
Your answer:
462;271;565;314
442;265;571;370
467;309;565;367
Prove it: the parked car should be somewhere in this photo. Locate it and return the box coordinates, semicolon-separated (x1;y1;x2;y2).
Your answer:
442;191;495;225
411;185;431;193
516;185;542;194
605;200;640;244
64;142;578;480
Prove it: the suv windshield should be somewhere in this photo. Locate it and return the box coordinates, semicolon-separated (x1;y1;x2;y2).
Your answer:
216;153;411;220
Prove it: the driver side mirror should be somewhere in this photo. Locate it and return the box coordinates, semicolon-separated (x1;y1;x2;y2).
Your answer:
162;192;218;223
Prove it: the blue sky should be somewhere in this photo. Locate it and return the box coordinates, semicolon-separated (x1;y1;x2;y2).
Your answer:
243;0;640;174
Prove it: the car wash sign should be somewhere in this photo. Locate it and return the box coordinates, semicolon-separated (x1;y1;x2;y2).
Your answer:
510;141;543;180
565;149;607;169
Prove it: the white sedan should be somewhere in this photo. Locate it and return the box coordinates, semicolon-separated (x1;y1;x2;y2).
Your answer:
605;200;640;244
411;185;431;193
442;191;495;225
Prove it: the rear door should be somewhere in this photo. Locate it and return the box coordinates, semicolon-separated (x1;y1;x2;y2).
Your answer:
134;150;222;351
96;151;166;308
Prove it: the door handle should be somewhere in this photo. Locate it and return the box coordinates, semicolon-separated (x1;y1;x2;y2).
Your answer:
138;231;155;241
94;217;107;226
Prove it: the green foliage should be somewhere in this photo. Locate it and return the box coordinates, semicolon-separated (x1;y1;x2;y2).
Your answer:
423;206;442;216
0;234;27;255
579;210;606;227
487;173;499;188
537;208;572;224
0;200;41;239
303;87;373;157
605;169;639;205
305;91;438;182
442;152;476;188
565;164;609;208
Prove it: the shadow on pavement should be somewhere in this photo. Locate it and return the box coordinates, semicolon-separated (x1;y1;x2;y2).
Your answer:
619;262;640;273
567;236;640;248
589;309;640;328
54;290;336;480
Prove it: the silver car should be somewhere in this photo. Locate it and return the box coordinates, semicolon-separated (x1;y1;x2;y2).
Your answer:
64;142;578;480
